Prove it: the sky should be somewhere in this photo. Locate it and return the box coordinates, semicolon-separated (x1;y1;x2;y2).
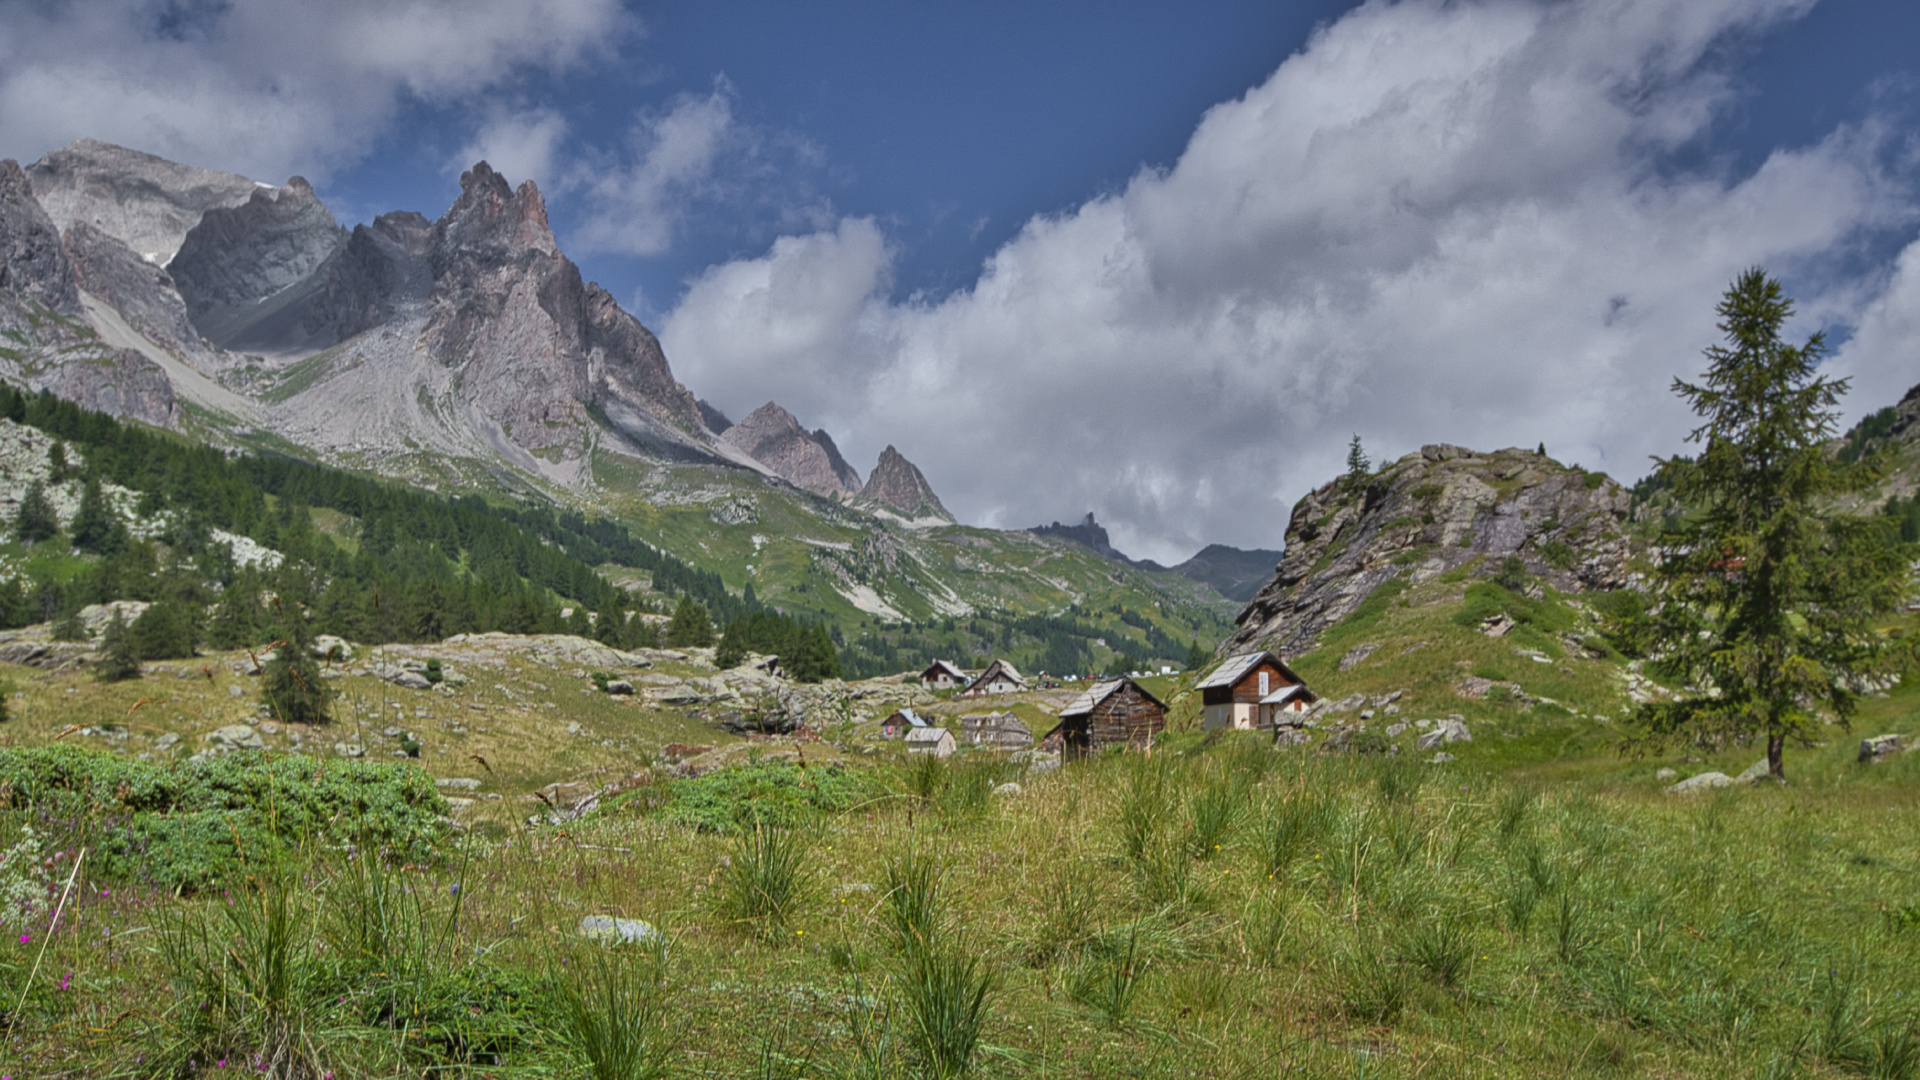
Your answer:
2;0;1919;565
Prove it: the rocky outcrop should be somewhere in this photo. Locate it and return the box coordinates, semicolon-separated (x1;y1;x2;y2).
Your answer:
168;177;347;352
1031;512;1133;561
0;159;81;315
49;348;178;428
722;402;863;497
860;445;953;523
697;399;733;435
420;162;704;453
65;221;215;365
1226;444;1634;656
25;138;257;264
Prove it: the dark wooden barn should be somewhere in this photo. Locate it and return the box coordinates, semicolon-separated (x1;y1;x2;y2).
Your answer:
1045;677;1166;758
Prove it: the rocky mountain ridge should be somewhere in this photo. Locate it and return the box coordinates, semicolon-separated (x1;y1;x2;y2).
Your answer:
1226;443;1634;656
859;445;954;524
720;402;863;498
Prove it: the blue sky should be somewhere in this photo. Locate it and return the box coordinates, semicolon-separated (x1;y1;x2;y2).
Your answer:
3;0;1919;562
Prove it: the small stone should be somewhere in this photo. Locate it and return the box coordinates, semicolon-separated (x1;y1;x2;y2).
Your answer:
227;684;244;698
206;724;265;751
436;777;482;791
333;742;366;759
383;726;403;738
1735;759;1772;783
391;671;432;690
578;915;662;946
1654;767;1677;780
1859;733;1907;763
1385;723;1407;737
258;722;282;735
154;732;180;750
1360;709;1376;720
991;782;1023;797
1429;752;1455;764
605;679;635;695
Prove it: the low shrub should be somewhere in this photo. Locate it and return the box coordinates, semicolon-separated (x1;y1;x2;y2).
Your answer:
0;745;449;891
657;759;882;833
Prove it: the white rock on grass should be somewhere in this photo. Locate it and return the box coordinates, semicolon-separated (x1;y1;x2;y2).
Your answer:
1666;772;1733;795
205;724;264;751
578;915;662;946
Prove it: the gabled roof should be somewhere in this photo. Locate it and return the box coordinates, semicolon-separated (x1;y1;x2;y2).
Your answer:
1260;684;1316;705
921;660;967;680
1058;677;1168;719
905;726;951;744
965;658;1025;690
1197;651;1306;691
888;708;928;728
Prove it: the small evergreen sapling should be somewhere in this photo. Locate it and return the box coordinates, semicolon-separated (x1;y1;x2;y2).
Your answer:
261;606;332;725
12;479;58;545
95;610;141;682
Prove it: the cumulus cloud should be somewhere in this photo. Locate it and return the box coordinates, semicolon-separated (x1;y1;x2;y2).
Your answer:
0;0;628;181
455;107;570;192
664;0;1915;565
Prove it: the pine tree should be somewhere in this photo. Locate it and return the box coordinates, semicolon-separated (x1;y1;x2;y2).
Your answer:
665;595;713;648
95;610;141;682
129;598;198;660
69;475;115;553
1345;434;1370;480
261;603;332;725
12;480;59;545
1627;270;1914;779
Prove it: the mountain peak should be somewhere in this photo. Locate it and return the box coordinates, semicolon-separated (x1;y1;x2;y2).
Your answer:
723;402;863;497
441;161;555;257
860;445;953;523
25;138;258;263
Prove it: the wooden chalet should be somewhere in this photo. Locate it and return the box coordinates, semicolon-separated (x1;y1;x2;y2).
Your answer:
1045;677;1166;758
960;711;1033;749
881;708;929;739
905;726;955;758
1196;651;1316;731
961;659;1026;697
920;660;968;690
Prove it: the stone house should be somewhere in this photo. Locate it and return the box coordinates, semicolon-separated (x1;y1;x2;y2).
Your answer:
962;658;1026;697
960;711;1033;749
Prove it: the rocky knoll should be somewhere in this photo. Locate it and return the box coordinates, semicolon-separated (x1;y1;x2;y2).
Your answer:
1226;444;1633;656
25;138;258;265
860;445;954;523
721;402;862;497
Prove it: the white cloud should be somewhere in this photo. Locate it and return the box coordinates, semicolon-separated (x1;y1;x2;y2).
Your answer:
574;86;740;257
455;107;569;192
0;0;628;182
663;0;1914;565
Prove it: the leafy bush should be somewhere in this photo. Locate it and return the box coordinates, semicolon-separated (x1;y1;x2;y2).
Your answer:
655;759;882;833
0;745;450;891
1451;581;1576;635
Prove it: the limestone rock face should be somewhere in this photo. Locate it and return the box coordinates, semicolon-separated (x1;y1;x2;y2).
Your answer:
168;177;347;352
421;162;703;453
0;159;80;314
1226;444;1634;656
859;445;953;523
723;401;863;496
25;139;257;264
65;221;215;365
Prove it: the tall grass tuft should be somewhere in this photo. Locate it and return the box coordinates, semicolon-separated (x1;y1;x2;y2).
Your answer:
1186;772;1243;860
1398;917;1473;989
1495;785;1537;843
718;825;812;939
897;943;997;1079
555;944;676;1080
1069;926;1148;1027
881;848;945;954
1373;753;1426;805
1116;754;1172;863
1262;793;1331;877
1337;935;1409;1024
1026;859;1098;965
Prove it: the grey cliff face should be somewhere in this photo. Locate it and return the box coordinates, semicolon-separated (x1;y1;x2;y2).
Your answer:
722;402;864;497
168;177;349;353
65;221;214;365
860;445;954;522
1226;443;1634;656
422;161;703;454
25;138;257;264
0;159;81;315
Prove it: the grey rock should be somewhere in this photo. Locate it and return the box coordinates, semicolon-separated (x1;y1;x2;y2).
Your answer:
26;138;258;263
1339;644;1380;671
1860;733;1907;763
228;684;244;698
1273;726;1314;747
1666;772;1733;795
333;742;365;759
859;445;954;522
206;724;265;751
578;915;662;947
604;679;635;695
391;671;432;690
1654;767;1677;780
1416;718;1471;750
1735;758;1772;783
1429;752;1456;764
722;402;863;497
436;778;483;791
1026;756;1062;775
153;732;180;750
1226;443;1633;656
991;782;1023;798
1385;723;1408;737
169;176;347;352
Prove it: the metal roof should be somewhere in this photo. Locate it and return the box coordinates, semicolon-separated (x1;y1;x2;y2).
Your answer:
1259;684;1310;705
921;660;967;680
890;708;928;728
905;726;950;744
1197;652;1268;690
1058;679;1124;719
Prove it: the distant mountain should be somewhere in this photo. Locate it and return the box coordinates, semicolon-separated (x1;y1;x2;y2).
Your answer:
721;402;863;497
1166;544;1284;603
859;445;953;524
1030;512;1145;564
24;138;258;264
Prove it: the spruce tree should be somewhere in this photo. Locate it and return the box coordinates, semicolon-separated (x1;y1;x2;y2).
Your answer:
69;475;115;553
129;598;198;660
261;604;332;725
665;595;713;648
1628;270;1913;779
12;480;59;545
95;610;141;682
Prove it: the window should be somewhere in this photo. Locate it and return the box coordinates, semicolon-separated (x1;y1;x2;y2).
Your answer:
1259;671;1270;696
